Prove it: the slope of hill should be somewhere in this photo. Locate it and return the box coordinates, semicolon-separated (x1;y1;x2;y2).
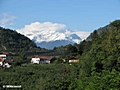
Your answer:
77;20;120;89
86;25;109;41
0;27;38;52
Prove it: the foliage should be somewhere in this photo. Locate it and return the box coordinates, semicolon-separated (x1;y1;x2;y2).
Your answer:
77;20;120;90
1;20;120;89
0;64;78;90
0;27;42;52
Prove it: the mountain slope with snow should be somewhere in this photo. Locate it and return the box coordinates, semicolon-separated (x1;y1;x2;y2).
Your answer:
17;29;82;49
16;22;90;49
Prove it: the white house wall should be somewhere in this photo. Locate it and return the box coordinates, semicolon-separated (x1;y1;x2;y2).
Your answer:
46;60;50;64
0;62;3;66
0;55;6;60
31;58;40;64
3;63;11;68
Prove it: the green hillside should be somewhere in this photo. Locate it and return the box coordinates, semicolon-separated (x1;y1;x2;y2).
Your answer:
75;20;120;89
0;20;120;90
0;27;39;52
86;25;109;41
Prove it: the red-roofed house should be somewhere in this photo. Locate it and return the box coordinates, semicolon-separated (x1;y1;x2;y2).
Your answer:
31;56;40;64
39;56;52;64
0;52;15;68
31;56;52;64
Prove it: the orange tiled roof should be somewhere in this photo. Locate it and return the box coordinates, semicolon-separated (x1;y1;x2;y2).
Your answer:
0;52;15;56
39;56;52;61
32;55;52;61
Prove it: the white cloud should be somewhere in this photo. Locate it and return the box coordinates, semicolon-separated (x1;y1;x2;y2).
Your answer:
18;22;66;32
17;22;90;40
0;13;17;26
74;31;90;40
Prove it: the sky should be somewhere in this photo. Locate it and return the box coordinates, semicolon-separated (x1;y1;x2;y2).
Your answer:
0;0;120;39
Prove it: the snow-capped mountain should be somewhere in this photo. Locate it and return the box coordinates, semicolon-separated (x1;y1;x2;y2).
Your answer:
17;29;82;49
16;22;84;49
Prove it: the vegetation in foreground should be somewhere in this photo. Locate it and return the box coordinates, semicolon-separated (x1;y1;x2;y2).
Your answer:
0;20;120;90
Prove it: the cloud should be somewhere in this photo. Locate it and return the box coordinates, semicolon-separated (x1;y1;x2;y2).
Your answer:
17;22;90;40
18;22;66;32
74;31;90;40
0;13;17;26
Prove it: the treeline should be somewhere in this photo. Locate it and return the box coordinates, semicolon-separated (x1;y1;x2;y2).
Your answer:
52;20;120;89
0;64;76;90
0;20;120;89
0;27;46;52
75;20;120;89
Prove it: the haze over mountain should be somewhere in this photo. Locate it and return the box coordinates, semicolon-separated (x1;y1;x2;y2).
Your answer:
17;22;90;49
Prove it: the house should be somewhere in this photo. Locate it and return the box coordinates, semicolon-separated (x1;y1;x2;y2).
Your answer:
69;57;79;63
0;58;4;66
3;59;13;68
0;52;15;68
0;52;17;59
0;54;6;66
0;58;13;68
31;56;40;64
31;56;52;64
0;54;6;60
39;56;52;64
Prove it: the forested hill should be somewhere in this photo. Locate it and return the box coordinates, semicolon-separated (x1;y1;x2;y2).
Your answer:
0;27;39;52
76;20;120;89
86;22;113;41
0;20;120;89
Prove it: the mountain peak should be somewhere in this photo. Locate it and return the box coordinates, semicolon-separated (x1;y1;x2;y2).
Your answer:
17;29;82;49
16;22;84;49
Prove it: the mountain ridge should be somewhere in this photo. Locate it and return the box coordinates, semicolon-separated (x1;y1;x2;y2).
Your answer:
17;29;82;49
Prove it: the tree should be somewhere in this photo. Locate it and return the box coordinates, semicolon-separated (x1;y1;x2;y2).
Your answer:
66;44;78;53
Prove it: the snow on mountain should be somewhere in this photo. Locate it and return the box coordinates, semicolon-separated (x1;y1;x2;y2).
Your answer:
16;22;90;49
